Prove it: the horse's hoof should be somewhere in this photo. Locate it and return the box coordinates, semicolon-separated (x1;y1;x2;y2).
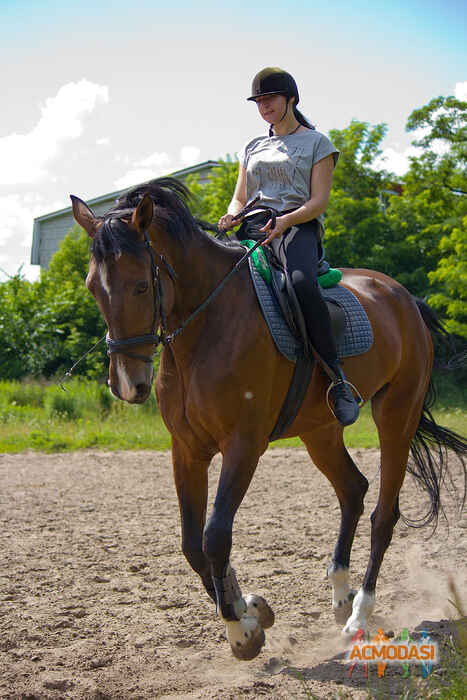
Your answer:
342;619;367;641
333;590;356;625
230;622;266;660
244;594;275;629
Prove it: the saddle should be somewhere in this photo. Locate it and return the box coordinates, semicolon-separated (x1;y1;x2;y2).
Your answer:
268;252;346;356
243;244;373;441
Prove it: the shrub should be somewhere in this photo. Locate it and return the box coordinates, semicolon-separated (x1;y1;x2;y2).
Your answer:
45;388;81;420
0;380;45;408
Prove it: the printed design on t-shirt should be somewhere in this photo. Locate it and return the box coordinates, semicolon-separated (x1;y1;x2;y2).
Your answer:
248;144;305;194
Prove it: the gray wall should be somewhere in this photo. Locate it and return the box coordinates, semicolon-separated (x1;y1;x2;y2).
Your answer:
32;197;116;269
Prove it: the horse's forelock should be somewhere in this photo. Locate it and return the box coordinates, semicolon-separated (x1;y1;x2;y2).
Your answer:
112;177;199;244
91;216;146;263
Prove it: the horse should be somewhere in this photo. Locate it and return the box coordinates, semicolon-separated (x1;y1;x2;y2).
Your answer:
71;177;467;660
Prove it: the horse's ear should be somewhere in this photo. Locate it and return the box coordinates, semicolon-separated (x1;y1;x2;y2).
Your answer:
70;195;98;238
132;194;154;235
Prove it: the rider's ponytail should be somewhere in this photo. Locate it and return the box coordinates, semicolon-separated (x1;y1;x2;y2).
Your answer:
293;105;315;130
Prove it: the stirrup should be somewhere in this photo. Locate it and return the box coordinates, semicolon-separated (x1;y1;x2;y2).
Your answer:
326;378;363;419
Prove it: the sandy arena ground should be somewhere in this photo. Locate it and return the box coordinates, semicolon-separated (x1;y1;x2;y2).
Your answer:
0;448;465;699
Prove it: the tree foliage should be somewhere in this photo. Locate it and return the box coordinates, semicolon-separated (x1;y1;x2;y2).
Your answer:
0;227;106;380
400;95;467;331
186;160;239;223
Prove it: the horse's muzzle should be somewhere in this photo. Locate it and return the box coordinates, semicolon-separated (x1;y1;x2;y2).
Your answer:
108;377;152;404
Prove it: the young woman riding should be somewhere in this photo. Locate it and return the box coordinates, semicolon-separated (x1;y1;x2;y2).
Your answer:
218;67;360;426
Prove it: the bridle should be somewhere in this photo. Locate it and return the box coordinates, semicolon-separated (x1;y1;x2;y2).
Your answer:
105;230;176;363
60;196;276;387
105;196;274;363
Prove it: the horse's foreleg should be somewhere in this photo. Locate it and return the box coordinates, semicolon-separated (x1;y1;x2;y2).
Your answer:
172;440;215;603
301;426;369;625
202;440;274;660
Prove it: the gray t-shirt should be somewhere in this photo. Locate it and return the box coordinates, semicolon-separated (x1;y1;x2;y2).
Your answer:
239;129;339;232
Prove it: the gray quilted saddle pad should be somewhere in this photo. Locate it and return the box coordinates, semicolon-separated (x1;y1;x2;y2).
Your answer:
248;256;374;363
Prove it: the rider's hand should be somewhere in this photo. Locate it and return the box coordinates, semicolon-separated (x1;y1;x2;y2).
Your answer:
260;216;290;245
218;213;238;231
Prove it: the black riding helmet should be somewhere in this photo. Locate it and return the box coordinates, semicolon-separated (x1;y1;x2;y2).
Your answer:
247;67;299;105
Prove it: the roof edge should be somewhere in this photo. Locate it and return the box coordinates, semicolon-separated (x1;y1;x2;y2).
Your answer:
33;160;221;224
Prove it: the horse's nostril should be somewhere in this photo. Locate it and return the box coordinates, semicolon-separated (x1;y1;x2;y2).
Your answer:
136;383;150;399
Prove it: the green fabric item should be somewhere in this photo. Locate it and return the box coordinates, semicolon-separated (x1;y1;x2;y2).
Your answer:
317;267;342;287
241;240;271;284
241;239;342;288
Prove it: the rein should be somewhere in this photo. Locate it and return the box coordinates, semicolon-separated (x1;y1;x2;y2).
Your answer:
60;197;274;387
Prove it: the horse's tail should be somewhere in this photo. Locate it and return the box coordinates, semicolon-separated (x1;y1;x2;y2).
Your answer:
403;298;467;531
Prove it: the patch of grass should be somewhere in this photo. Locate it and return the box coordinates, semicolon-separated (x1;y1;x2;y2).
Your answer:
45;387;82;420
273;401;466;451
0;379;465;453
0;379;45;408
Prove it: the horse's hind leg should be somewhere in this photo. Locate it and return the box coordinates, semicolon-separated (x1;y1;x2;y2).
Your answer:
202;437;274;660
300;425;369;625
342;381;425;637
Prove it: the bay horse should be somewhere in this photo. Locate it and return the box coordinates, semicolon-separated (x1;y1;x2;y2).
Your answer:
71;178;467;660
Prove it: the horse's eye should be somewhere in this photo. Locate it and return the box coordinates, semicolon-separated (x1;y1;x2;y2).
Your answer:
134;281;149;295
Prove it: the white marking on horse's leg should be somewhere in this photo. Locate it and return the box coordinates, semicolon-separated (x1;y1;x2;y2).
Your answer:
342;588;375;637
328;565;350;607
327;564;356;624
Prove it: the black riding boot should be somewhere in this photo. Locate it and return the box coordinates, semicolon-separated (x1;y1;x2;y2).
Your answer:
326;362;360;427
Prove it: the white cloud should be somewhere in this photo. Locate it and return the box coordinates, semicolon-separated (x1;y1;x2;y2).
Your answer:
180;146;201;166
114;152;172;189
455;81;467;101
0;193;63;279
96;137;110;146
0;80;108;185
114;168;162;189
373;145;420;176
137;151;171;169
114;145;202;190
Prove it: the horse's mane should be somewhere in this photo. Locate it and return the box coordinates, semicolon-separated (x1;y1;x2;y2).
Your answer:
91;177;204;262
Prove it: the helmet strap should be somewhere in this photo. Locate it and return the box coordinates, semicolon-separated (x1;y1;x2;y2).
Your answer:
269;96;291;136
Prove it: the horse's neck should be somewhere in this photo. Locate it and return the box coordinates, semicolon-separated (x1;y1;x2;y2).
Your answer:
159;230;244;339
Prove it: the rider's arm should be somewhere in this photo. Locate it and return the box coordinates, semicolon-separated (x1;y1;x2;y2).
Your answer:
279;154;335;228
218;166;247;229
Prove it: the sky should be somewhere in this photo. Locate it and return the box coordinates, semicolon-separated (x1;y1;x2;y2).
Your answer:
1;0;466;280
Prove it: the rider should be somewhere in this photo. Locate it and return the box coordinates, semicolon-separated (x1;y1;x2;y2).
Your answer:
218;67;360;426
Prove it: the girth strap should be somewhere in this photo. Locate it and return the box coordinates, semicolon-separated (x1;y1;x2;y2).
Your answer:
269;350;314;441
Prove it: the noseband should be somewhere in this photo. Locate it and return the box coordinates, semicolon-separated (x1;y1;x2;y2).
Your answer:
105;231;177;363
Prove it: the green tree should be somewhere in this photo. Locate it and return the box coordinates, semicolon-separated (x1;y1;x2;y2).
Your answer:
391;95;467;334
0;272;42;378
186;160;239;224
39;225;107;378
428;217;467;338
323;120;418;284
0;226;107;380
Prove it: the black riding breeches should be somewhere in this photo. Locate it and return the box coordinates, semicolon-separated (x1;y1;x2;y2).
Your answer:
236;214;339;365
